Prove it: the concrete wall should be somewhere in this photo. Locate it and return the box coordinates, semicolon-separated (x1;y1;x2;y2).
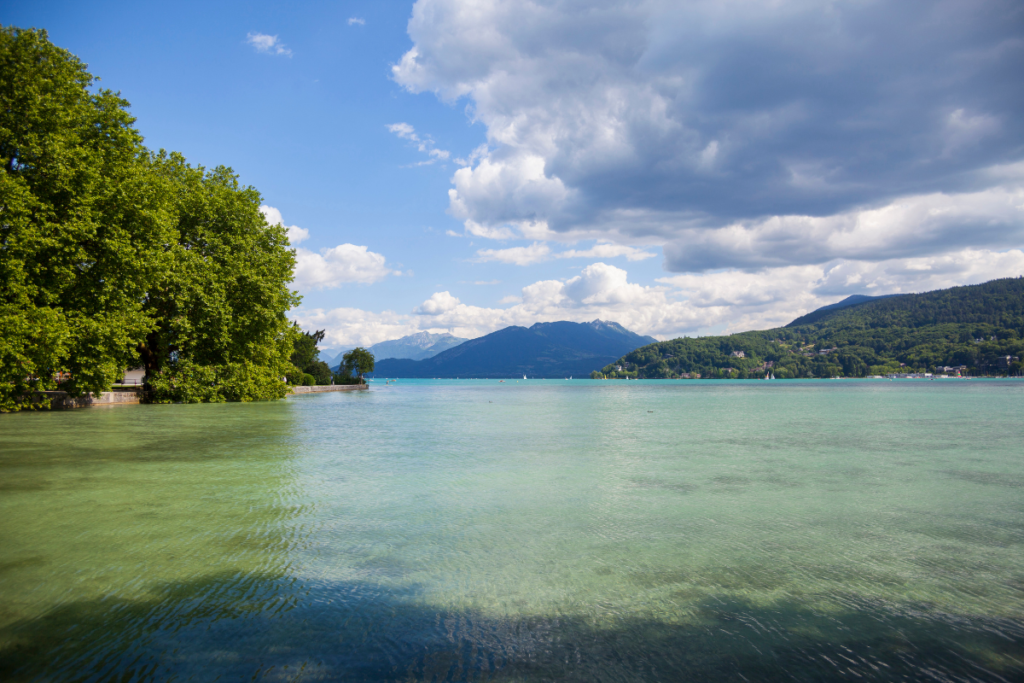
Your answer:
289;384;368;394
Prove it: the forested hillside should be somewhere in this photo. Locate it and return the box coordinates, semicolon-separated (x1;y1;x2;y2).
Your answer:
597;278;1024;379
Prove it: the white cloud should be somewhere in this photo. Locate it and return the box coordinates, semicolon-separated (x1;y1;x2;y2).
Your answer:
294;244;395;290
471;240;656;266
415;290;461;315
246;32;291;56
662;184;1024;272
387;122;451;165
348;17;366;26
260;205;309;245
556;242;656;262
473;242;551;265
260;207;394;289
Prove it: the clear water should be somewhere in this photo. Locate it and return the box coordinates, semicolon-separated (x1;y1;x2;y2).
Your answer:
1;379;1023;682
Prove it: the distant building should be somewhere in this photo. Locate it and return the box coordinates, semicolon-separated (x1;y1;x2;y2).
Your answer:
730;350;745;358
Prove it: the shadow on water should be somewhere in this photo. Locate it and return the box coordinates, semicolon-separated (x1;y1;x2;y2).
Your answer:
2;571;1023;682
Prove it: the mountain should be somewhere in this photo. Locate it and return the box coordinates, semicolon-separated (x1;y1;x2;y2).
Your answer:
325;332;469;370
372;320;657;378
599;277;1024;379
786;293;898;326
368;332;468;361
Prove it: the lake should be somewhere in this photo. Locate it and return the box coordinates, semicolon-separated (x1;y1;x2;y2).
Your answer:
2;379;1023;681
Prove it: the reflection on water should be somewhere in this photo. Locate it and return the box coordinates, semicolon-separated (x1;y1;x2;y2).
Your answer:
1;380;1023;681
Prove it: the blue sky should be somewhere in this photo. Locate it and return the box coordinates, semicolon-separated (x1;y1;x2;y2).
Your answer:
6;0;1024;349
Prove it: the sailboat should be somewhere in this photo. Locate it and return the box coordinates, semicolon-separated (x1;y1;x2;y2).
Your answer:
765;372;769;380
770;372;775;380
523;374;527;380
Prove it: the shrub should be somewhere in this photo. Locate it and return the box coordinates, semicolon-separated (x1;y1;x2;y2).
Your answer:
148;361;223;404
148;360;288;403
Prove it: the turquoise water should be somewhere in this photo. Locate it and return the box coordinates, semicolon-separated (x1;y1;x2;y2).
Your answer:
1;379;1023;681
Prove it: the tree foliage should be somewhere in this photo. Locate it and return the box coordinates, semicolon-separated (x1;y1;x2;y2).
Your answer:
602;278;1024;379
287;327;333;386
1;27;298;410
141;154;299;402
342;347;375;380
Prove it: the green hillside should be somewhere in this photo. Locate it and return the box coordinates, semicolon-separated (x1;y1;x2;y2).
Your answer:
597;277;1024;379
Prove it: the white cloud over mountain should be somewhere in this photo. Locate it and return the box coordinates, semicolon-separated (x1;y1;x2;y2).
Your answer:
295;249;1024;347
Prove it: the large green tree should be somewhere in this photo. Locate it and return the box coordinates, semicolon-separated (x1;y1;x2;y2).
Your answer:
1;27;300;410
141;153;299;403
0;27;176;410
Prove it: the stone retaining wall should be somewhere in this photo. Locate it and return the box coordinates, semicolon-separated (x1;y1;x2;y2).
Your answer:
37;389;143;409
289;384;368;394
25;383;366;409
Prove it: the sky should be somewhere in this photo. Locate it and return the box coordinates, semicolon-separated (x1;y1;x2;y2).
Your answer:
6;0;1024;351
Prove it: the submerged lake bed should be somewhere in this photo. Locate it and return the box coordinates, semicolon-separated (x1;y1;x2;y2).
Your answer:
2;379;1023;681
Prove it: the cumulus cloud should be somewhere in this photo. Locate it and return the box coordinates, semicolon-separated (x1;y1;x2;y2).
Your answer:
387;122;451;164
662;184;1024;272
348;17;366;26
246;32;291;56
260;206;395;290
260;205;309;245
294;244;395;290
393;0;1024;273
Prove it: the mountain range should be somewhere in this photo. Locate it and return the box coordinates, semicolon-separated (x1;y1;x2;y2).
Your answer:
372;320;656;378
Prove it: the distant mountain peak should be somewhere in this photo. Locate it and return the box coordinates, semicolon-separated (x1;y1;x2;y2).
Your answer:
373;319;654;378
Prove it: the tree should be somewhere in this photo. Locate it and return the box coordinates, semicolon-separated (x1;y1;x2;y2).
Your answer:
288;327;333;385
306;361;333;385
0;27;300;409
342;347;375;381
1;27;177;410
290;327;324;372
141;155;299;403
